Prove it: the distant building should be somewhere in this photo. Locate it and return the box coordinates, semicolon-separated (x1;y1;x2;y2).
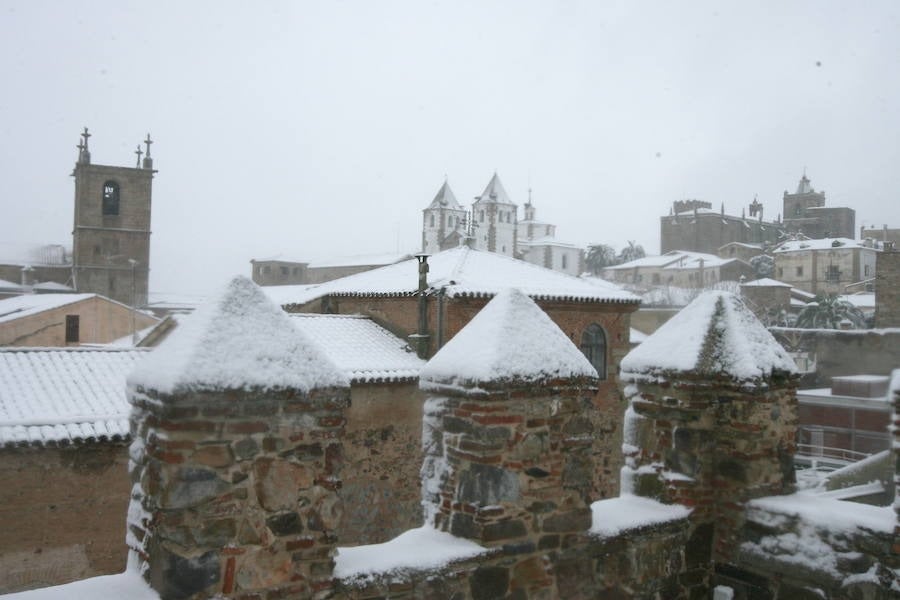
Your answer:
602;250;756;288
0;129;156;307
860;224;900;247
874;244;900;328
421;173;583;274
0;293;159;347
772;237;878;296
250;252;412;286
660;199;784;254
783;174;855;239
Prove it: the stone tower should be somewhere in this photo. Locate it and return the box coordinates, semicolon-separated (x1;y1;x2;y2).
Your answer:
472;172;517;257
422;180;467;254
71;128;155;306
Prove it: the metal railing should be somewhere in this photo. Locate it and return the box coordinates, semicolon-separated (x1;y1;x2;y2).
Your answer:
795;443;871;468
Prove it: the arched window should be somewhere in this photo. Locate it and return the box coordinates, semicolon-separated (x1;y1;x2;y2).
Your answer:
580;324;607;379
102;181;120;216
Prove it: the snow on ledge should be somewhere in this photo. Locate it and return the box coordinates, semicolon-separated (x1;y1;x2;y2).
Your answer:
0;569;158;599
590;494;692;538
334;526;488;582
747;492;895;535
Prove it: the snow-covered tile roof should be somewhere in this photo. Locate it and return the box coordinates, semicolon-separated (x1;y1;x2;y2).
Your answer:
629;328;648;344
621;291;797;384
420;288;597;388
308;252;413;269
474;172;514;206
31;281;76;292
129;277;348;394
290;314;424;383
0;347;149;447
263;247;639;307
0;293;97;325
0;278;26;291
425;180;463;210
838;293;875;309
773;238;873;253
518;236;580;249
606;250;728;271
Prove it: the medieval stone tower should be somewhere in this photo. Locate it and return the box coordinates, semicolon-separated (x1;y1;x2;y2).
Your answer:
71;128;155;307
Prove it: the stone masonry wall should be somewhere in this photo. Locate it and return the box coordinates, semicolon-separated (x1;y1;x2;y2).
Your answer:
0;443;130;594
127;385;349;599
875;250;900;328
338;382;425;545
622;374;798;564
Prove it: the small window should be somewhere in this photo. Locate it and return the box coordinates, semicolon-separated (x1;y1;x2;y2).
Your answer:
65;315;80;343
280;266;288;276
778;267;783;277
562;255;568;269
864;265;871;277
102;181;120;216
826;265;840;281
580;324;607;379
479;210;485;223
652;273;660;284
263;265;271;274
429;214;435;227
796;266;804;277
292;267;300;275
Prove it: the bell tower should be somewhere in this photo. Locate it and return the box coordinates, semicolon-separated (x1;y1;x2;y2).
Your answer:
71;128;156;306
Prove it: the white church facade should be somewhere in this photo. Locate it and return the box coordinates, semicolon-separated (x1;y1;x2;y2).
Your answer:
421;173;583;276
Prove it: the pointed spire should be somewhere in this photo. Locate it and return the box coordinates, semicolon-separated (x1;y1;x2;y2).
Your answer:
475;172;514;205
427;179;461;210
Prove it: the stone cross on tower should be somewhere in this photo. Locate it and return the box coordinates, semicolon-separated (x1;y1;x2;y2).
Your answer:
78;127;91;164
142;133;154;169
134;145;143;167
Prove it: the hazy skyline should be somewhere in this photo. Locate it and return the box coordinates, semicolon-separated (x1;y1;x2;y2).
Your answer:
1;1;899;296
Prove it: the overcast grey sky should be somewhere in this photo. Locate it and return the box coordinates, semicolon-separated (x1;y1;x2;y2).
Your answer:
1;1;899;295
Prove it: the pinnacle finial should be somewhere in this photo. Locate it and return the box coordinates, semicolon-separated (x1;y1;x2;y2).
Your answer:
135;144;143;167
144;133;153;157
78;127;91;164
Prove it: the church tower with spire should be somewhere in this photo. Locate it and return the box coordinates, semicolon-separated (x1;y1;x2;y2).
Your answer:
472;172;517;257
71;128;156;306
422;179;468;254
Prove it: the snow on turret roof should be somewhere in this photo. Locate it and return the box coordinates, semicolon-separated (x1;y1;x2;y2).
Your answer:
473;172;515;206
129;276;348;394
420;288;598;387
621;291;797;383
425;180;463;210
263;247;639;306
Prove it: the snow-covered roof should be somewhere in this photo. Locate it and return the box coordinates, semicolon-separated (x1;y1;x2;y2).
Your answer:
837;293;875;309
473;172;515;206
662;255;739;270
0;347;148;447
0;293;97;325
773;238;873;253
263;247;639;307
31;281;76;292
673;207;718;216
420;288;598;388
719;242;763;250
290;314;424;383
629;328;649;344
606;250;723;271
425;180;463;211
129;276;348;394
741;278;791;288
621;291;798;384
308;252;413;269
0;278;26;291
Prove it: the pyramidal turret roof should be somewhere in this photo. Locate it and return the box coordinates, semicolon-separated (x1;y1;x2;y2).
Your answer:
129;276;348;394
420;288;598;388
621;291;797;384
474;172;515;206
796;174;814;194
426;180;463;210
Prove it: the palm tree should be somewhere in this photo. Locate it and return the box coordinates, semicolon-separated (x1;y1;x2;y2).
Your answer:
795;294;866;329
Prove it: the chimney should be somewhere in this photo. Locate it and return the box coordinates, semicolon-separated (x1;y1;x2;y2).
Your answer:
411;254;431;358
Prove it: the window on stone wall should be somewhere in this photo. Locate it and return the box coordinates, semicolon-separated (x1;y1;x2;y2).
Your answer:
825;265;840;281
479;210;484;222
102;181;120;216
580;324;607;379
65;315;80;343
796;266;804;277
280;266;288;276
864;264;871;277
429;214;434;227
778;267;783;277
562;255;568;269
652;273;660;284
